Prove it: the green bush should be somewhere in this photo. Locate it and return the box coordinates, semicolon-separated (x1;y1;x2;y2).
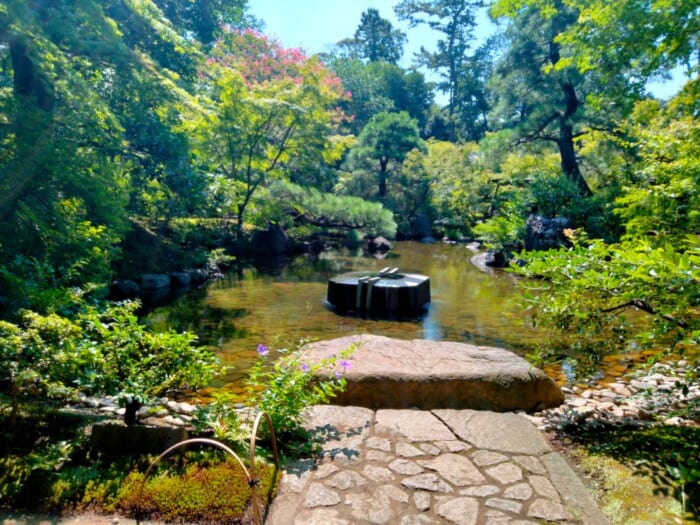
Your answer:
0;301;221;425
244;340;357;442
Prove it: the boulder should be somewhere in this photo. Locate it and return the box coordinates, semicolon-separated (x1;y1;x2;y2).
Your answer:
109;279;140;300
484;250;508;268
300;334;564;412
251;224;293;255
139;273;171;291
189;268;209;284
366;236;392;253
524;215;570;251
169;271;192;287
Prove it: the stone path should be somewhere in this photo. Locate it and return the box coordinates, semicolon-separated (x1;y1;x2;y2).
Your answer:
267;406;609;525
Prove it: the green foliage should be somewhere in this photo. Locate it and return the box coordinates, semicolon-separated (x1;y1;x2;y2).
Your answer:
554;0;699;84
513;232;699;376
473;210;526;253
428;140;503;234
0;438;76;504
0;301;220;424
187;29;350;238
326;57;433;135
395;0;480;133
347;8;407;64
267;181;397;238
245;340;357;440
345;111;426;200
614;101;700;245
192;392;248;448
573;425;700;522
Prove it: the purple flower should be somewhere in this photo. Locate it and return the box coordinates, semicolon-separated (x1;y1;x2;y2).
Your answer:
334;370;343;379
301;363;310;373
257;344;269;356
339;359;352;371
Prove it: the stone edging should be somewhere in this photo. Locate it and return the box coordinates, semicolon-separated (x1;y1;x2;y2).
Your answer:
523;359;699;431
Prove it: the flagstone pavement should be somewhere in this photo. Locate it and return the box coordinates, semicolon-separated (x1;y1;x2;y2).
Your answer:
266;405;609;525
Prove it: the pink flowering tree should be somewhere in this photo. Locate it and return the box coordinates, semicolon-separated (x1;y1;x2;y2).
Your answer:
187;29;352;236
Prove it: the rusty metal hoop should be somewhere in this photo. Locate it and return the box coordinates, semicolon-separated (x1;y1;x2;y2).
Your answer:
136;412;280;525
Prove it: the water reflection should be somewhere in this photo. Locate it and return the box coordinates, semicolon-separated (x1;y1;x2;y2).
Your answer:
145;241;543;389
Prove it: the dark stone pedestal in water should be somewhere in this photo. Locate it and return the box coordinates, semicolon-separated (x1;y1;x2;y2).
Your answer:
327;269;430;315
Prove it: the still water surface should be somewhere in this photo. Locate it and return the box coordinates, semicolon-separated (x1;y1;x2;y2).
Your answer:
146;241;546;393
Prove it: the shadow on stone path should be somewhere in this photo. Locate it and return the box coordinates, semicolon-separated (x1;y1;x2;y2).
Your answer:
266;406;609;525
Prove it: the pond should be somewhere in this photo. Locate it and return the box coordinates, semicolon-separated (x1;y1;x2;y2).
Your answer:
145;241;550;397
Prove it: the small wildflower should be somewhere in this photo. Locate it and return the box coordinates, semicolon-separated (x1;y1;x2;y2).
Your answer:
257;344;269;356
339;359;352;371
301;363;310;373
334;370;343;379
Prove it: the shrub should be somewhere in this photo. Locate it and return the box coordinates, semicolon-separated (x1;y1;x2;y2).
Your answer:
244;340;357;442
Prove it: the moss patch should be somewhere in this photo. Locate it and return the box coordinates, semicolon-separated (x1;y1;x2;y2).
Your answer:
116;459;279;525
578;453;686;524
556;425;700;524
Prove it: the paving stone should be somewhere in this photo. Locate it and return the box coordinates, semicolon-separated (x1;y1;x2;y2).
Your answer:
365;449;395;463
484;509;512;524
304;405;373;459
459;485;501;497
389;458;425;475
396;442;425;457
527;498;568;521
512;456;547;475
486;497;523;514
366;436;392;451
402;473;454;493
266;406;609;525
376;410;455;442
435;496;479;525
418;453;486;486
435;410;552;456
324;470;367;490
279;459;315;493
331;452;360;465
471;450;509;466
314;463;339;479
540;453;610;524
528;475;560;501
413;491;432;511
419;443;442;455
363;464;395;482
485;462;523;484
346;485;409;524
504;482;533;500
304;482;340;508
294;508;350;525
400;515;440;525
436;440;471;453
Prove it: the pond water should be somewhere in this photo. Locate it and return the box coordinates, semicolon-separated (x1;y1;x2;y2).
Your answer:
146;241;551;397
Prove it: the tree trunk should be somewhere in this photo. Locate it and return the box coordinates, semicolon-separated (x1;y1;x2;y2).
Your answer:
558;119;591;196
378;157;388;198
0;38;55;221
557;79;591;196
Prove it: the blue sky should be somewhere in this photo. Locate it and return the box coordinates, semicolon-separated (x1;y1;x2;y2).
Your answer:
246;0;684;100
246;0;495;68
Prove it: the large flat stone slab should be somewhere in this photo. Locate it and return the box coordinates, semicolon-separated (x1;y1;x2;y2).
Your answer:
302;335;564;411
